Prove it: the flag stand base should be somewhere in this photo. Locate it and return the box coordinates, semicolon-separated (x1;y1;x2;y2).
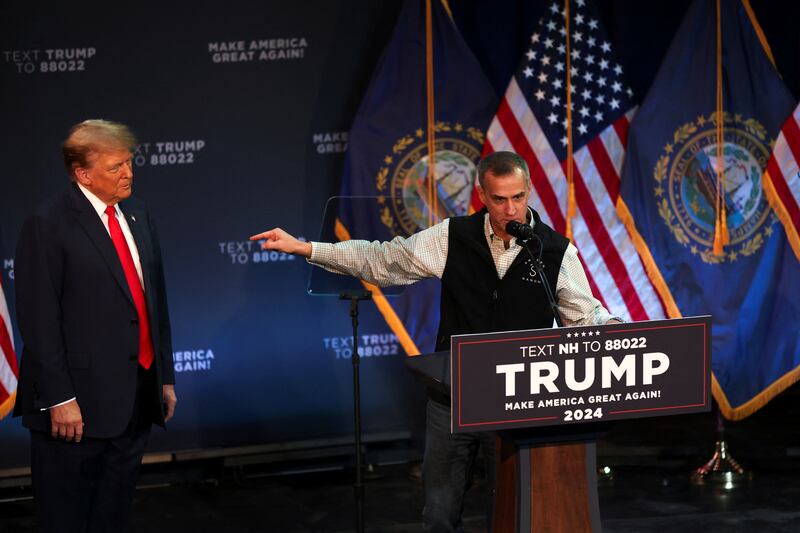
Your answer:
690;410;752;489
690;439;751;488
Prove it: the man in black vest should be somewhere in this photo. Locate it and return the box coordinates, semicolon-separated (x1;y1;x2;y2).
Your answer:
252;151;618;533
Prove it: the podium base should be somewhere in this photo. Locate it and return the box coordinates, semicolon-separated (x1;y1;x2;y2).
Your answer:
493;439;601;533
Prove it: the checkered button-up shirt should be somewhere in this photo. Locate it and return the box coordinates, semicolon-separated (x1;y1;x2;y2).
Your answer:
310;212;616;326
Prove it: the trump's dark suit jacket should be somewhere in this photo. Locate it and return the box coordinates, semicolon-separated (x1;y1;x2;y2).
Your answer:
13;183;174;438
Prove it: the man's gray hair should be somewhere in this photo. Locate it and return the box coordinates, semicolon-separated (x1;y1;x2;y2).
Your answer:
476;151;530;188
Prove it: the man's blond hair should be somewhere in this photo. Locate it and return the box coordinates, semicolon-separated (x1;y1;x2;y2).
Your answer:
62;120;137;179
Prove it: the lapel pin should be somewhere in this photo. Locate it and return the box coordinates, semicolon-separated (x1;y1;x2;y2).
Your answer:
130;215;136;222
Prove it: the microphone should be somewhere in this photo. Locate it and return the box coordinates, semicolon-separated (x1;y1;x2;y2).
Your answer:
505;220;535;242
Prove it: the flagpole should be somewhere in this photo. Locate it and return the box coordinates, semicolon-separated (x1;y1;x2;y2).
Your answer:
712;0;730;256
564;0;576;241
425;0;438;228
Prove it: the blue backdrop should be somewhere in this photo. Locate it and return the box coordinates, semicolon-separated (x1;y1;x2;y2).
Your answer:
2;0;800;470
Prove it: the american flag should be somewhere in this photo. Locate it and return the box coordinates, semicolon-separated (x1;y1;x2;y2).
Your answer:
0;279;18;419
764;103;800;262
472;0;665;321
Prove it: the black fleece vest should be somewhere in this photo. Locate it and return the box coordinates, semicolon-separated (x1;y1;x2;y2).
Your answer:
435;209;569;351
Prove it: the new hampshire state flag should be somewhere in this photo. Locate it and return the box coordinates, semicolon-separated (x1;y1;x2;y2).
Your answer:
619;0;800;419
334;0;497;355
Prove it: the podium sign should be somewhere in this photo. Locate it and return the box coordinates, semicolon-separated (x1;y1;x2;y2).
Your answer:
451;316;711;433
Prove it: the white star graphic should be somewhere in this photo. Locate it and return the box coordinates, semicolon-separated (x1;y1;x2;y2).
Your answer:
573;31;583;42
553;78;563;89
557;44;566;55
523;67;534;78
538;72;549;84
614;64;623;75
544;38;554;49
627;87;634;97
587;36;596;48
595;93;605;104
601;41;611;53
535;89;546;101
560;135;568;146
585;54;595;65
555;61;565;72
531;33;540;44
549;94;561;106
594;110;604;121
571;48;581;60
578;123;588;135
610;98;620;110
597;76;607;87
599;59;609;70
541;54;551;66
595;330;601;336
612;81;622;93
567;332;572;338
582;88;592;100
581;331;587;337
589;19;599;30
550;2;560;14
575;13;585;24
526;49;536;60
547;20;557;32
576;0;585;7
583;71;593;83
547;112;559;124
579;106;590;118
571;65;579;77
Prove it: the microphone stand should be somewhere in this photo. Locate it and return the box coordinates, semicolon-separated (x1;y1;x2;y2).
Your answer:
339;289;372;533
517;236;563;327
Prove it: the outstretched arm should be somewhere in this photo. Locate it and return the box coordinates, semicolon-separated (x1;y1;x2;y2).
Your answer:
249;221;449;287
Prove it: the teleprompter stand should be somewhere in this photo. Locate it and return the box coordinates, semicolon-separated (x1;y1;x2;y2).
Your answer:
306;196;408;533
340;290;372;533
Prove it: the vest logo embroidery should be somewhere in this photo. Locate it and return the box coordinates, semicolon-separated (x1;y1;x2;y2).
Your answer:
521;257;543;285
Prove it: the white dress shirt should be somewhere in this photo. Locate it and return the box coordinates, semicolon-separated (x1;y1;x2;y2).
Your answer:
77;183;144;288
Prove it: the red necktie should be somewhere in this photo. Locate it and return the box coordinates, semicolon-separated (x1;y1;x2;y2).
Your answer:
105;206;154;369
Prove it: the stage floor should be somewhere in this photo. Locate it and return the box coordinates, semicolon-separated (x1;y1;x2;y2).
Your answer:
1;457;799;532
1;386;799;532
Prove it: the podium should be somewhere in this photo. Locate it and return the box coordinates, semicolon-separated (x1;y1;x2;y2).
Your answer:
406;317;712;532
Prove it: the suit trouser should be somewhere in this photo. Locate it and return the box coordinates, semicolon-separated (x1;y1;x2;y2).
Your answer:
30;366;157;533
